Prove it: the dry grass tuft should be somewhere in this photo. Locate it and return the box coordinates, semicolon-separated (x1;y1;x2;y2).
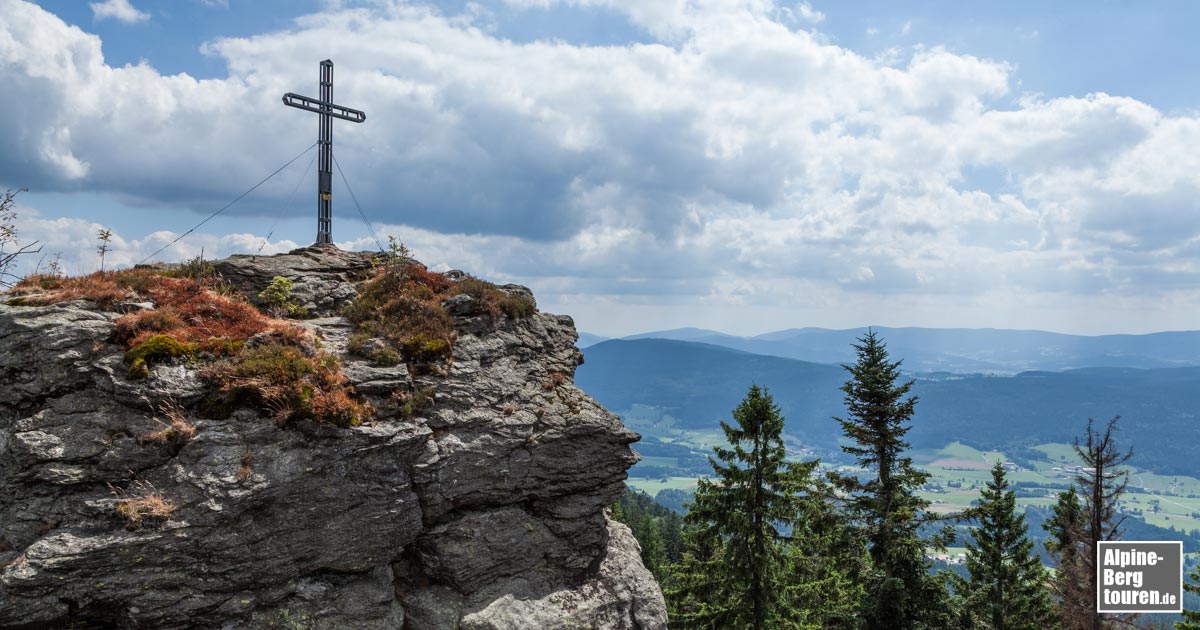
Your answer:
237;449;254;483
8;269;147;308
388;387;435;418
111;480;176;529
543;371;566;391
141;399;196;447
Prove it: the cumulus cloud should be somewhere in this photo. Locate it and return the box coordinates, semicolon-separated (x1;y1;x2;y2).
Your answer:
2;0;1199;334
89;0;150;23
6;201;298;278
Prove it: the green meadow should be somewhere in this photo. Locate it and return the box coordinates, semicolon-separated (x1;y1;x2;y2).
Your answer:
628;437;1200;540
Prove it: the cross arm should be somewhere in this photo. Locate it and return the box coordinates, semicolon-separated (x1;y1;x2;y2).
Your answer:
282;93;366;123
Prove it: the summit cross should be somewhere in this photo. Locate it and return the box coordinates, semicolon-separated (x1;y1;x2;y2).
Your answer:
282;60;366;245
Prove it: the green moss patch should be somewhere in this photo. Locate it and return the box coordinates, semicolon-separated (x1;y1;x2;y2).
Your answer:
124;334;196;379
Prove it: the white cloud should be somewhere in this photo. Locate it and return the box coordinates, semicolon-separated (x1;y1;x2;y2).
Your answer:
794;2;824;24
89;0;150;23
3;0;1200;334
502;0;777;39
7;203;298;278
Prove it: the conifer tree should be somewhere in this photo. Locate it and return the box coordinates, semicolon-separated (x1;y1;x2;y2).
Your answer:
638;513;666;577
1045;418;1137;630
610;489;677;585
1044;485;1089;630
831;330;949;630
669;385;831;629
660;509;685;566
788;476;869;629
1078;417;1137;630
1178;564;1200;630
955;463;1056;630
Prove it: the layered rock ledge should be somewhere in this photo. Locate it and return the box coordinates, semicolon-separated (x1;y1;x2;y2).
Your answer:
0;246;667;629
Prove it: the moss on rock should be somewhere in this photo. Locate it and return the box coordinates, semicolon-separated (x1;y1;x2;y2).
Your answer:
124;334;196;379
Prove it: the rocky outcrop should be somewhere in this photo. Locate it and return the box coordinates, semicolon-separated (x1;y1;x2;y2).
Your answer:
0;245;667;629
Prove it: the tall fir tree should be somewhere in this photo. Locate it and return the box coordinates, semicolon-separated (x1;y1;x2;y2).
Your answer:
831;330;950;630
954;463;1056;630
669;385;846;629
1179;564;1200;630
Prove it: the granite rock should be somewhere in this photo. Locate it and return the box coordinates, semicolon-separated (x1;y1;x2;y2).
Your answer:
0;246;666;629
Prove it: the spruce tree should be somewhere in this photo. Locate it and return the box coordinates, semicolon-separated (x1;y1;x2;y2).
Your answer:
1044;485;1089;630
788;475;869;630
1045;418;1137;630
1077;417;1135;630
660;509;685;566
638;513;666;578
1179;564;1200;630
955;463;1055;630
669;385;827;629
831;330;948;630
610;489;678;585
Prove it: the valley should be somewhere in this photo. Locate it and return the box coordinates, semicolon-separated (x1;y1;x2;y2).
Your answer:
577;332;1200;564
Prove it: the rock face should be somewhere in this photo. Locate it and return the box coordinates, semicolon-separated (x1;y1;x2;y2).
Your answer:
0;245;667;629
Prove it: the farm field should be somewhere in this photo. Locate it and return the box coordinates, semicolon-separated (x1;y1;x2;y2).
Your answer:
626;476;700;495
627;437;1200;541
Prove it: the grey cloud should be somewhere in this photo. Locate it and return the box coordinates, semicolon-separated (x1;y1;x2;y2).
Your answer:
4;0;1200;320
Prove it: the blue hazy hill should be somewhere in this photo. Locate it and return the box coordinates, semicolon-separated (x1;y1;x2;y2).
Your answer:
576;331;610;348
576;338;1200;476
614;326;1200;373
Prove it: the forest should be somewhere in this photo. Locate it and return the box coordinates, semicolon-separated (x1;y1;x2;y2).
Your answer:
613;331;1200;630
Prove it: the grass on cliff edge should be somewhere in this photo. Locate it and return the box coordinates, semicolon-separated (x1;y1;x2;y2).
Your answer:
203;335;373;428
6;268;371;428
344;262;535;369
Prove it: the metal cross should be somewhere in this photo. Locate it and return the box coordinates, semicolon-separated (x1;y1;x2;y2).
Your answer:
283;60;366;245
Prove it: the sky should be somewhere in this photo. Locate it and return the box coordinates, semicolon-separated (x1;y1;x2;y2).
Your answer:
2;0;1199;337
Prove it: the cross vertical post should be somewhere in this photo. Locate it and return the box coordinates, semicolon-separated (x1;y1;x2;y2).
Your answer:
318;60;332;244
283;60;366;245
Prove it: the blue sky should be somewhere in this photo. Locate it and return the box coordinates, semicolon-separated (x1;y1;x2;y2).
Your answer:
3;0;1200;336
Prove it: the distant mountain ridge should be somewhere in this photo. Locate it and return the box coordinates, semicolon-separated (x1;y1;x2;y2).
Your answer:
576;338;1200;476
578;326;1200;373
575;331;610;348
